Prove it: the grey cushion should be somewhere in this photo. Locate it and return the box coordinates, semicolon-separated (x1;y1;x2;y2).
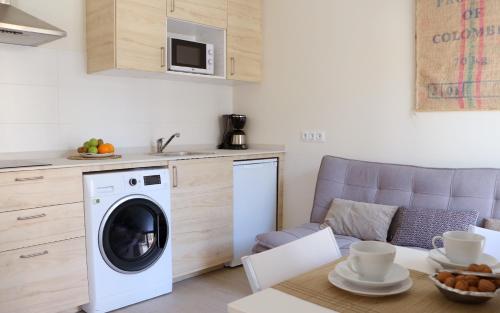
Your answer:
254;222;360;256
322;199;398;242
390;208;479;249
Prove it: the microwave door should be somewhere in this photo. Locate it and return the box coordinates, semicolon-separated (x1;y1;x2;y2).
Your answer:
170;39;208;74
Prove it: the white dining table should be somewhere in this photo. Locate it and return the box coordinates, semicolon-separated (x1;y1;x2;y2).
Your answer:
227;246;436;313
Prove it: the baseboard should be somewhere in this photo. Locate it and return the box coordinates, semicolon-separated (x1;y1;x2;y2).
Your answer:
173;264;225;283
59;307;81;313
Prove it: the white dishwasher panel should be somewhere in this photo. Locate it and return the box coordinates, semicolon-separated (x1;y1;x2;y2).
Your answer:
228;159;278;267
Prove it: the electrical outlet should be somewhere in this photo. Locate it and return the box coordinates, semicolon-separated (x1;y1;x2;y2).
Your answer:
314;131;326;143
306;131;315;142
301;131;309;142
302;131;326;143
301;131;315;142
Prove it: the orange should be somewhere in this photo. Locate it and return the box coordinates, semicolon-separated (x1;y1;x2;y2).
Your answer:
98;143;115;154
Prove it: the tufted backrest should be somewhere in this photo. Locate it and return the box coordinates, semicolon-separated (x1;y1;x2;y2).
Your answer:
311;156;500;225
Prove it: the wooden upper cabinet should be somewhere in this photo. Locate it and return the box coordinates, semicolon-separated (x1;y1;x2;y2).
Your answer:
167;0;228;29
86;0;167;73
227;0;262;82
116;0;167;72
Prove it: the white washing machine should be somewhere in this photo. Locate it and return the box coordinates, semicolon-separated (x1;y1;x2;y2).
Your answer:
82;168;172;313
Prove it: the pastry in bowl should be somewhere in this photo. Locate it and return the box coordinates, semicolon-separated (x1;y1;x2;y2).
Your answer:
430;264;500;304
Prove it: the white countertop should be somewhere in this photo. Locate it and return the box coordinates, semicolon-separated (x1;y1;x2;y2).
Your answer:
0;145;285;173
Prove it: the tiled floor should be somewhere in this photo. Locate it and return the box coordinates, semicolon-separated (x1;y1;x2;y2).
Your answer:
112;267;251;313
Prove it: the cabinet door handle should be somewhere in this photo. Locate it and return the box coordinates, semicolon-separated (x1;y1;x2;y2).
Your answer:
161;46;166;68
170;0;175;12
15;176;44;182
20;250;49;259
172;165;178;188
17;213;47;221
230;57;236;76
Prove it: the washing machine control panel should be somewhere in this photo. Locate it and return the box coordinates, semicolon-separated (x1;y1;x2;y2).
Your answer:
85;169;169;198
144;175;162;186
127;175;162;188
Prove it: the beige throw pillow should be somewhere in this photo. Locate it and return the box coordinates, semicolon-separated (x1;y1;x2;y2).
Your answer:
321;199;399;242
485;218;500;231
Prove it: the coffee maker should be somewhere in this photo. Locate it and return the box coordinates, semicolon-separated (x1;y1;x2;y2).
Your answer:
219;114;248;150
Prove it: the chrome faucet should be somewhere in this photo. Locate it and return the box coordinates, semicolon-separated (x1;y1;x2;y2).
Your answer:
157;133;180;153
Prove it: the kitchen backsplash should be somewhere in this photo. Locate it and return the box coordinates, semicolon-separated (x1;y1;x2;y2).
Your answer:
0;46;232;153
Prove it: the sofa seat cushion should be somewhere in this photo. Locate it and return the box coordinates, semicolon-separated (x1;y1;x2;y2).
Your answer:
254;223;361;256
255;223;321;250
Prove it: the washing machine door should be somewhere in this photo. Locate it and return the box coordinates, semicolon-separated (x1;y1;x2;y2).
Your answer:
99;195;168;273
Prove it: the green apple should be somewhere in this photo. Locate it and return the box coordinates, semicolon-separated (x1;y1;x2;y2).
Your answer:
89;138;99;147
83;141;91;149
88;146;98;154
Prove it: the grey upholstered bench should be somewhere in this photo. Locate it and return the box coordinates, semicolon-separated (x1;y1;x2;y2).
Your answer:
253;156;500;255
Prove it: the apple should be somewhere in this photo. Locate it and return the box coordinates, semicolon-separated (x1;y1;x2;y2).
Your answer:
88;146;98;154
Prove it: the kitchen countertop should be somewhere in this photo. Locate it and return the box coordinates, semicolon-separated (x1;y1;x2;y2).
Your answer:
0;145;285;173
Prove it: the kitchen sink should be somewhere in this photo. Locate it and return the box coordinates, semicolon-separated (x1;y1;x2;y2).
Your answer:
151;151;216;157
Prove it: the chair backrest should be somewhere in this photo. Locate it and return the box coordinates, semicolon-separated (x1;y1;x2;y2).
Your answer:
468;225;500;261
241;227;341;293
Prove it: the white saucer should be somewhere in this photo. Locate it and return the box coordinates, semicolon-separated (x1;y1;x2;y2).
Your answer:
429;248;498;270
335;261;410;288
328;270;413;297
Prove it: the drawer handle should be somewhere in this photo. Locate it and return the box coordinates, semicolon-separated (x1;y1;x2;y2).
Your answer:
161;46;166;68
15;176;44;182
230;57;236;76
172;165;178;188
17;213;47;221
170;0;175;12
20;250;48;259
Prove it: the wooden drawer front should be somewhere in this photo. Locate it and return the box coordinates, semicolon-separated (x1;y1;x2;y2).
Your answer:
171;158;233;191
0;203;85;253
0;168;83;213
0;237;89;313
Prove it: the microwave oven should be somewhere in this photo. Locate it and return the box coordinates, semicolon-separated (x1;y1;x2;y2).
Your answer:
168;37;215;75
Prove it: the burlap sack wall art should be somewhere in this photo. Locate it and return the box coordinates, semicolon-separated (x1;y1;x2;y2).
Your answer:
416;0;500;111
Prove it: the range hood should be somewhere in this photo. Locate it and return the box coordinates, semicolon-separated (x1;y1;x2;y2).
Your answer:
0;0;66;46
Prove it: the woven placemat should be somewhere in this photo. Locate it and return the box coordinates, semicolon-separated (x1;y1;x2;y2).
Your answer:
67;155;122;161
274;259;499;313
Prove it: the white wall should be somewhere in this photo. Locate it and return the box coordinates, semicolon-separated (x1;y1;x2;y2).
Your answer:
234;0;500;228
0;0;232;153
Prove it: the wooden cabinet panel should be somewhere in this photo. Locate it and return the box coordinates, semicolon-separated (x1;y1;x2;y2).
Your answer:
227;0;262;82
170;158;233;279
0;168;83;214
0;237;89;313
116;0;167;72
167;0;228;29
86;0;115;73
0;203;85;253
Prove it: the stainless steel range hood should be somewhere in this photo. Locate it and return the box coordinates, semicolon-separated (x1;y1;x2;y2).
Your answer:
0;0;66;46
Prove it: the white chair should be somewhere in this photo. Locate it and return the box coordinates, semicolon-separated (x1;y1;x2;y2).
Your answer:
241;227;342;293
469;225;500;261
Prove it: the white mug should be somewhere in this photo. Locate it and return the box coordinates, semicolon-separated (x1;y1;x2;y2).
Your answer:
348;241;396;282
432;231;485;264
